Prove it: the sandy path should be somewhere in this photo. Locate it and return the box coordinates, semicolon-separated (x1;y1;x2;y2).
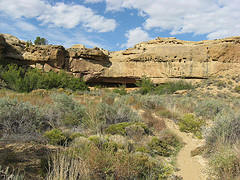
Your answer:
164;118;208;180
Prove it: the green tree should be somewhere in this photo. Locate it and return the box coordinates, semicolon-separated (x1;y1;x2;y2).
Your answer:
34;36;48;45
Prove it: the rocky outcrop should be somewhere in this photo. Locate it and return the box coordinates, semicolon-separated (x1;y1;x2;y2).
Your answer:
100;37;240;83
0;33;240;84
0;34;110;81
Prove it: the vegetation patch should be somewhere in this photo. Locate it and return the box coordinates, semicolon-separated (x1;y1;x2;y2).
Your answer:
0;64;89;92
178;113;205;138
136;77;194;95
209;146;240;180
44;129;67;145
105;122;150;136
148;131;182;157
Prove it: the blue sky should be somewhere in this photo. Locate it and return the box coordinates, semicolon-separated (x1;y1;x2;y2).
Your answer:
0;0;240;51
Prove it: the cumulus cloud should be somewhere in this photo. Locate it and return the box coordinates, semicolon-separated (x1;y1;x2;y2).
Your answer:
122;27;151;48
0;0;117;32
105;0;240;39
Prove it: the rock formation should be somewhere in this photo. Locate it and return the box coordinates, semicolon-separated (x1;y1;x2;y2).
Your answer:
0;33;240;84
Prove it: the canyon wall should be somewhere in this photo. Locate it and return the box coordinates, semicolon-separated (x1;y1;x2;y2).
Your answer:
0;33;240;84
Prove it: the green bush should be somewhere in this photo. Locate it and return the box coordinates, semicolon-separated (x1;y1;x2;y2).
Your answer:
148;132;182;157
178;114;205;138
105;122;150;136
44;129;67;145
136;76;155;95
154;80;194;95
34;36;48;45
136;77;193;95
0;64;89;92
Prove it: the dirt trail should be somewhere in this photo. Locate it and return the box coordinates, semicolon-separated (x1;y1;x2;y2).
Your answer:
164;118;208;180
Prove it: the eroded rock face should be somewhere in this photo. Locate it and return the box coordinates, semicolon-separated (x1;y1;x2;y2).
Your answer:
23;45;67;69
1;33;240;84
101;36;240;83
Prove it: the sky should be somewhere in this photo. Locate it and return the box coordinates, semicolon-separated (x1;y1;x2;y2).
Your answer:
0;0;240;51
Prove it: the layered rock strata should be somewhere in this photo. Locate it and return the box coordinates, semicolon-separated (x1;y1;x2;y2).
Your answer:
0;33;240;84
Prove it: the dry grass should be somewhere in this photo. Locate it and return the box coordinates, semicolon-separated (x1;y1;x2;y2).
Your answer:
46;150;90;180
142;110;166;131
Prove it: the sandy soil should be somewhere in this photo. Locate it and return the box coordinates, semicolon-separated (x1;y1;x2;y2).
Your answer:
164;118;208;180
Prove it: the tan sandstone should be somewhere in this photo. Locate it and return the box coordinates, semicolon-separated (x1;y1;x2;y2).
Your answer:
0;33;240;84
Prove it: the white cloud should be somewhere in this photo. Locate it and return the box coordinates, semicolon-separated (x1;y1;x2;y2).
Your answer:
84;0;104;3
122;27;151;48
105;0;240;39
0;0;117;32
15;21;37;31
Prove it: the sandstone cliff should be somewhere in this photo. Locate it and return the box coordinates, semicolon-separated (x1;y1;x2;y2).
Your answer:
0;33;240;84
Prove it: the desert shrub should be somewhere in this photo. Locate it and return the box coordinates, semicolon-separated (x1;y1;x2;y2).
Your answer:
142;110;166;131
0;98;45;140
178;114;205;138
44;129;67;145
0;64;89;92
147;133;182;157
195;99;226;120
206;112;240;146
50;93;86;127
154;80;194;95
136;76;155;95
139;95;163;109
97;101;141;125
113;85;127;95
105;122;150;136
69;141;173;179
209;146;240;180
136;77;193;95
155;106;179;120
